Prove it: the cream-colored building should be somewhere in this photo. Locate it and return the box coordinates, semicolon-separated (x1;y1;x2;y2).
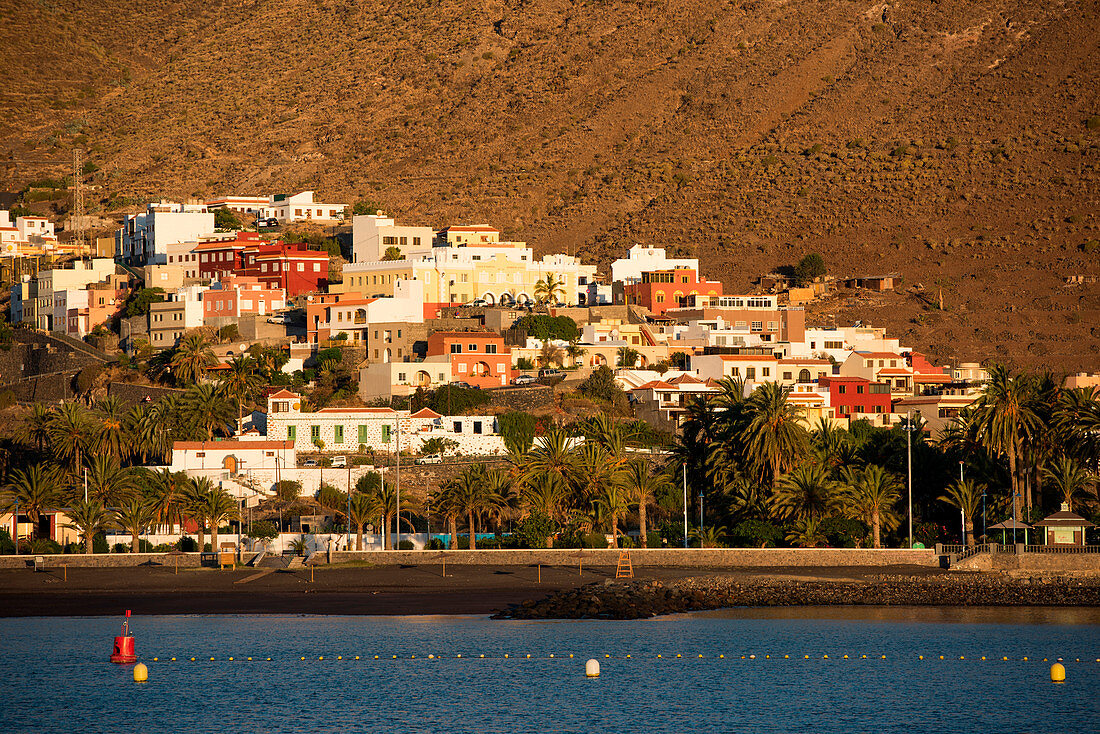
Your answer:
334;241;596;308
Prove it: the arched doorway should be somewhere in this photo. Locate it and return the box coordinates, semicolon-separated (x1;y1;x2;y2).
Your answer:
592;354;608;366
223;455;238;473
416;370;431;387
473;361;491;377
383;348;391;363
480;292;496;305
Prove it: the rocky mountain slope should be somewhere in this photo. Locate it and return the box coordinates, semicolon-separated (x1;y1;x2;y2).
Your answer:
2;0;1098;370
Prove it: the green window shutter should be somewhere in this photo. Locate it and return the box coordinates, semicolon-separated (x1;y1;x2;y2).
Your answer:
311;425;320;441
287;426;296;441
334;425;344;444
358;424;369;444
382;425;391;443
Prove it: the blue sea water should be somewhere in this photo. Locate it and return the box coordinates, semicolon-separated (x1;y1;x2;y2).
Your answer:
3;607;1099;733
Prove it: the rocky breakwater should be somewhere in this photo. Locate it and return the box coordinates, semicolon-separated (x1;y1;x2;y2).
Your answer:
491;575;1100;620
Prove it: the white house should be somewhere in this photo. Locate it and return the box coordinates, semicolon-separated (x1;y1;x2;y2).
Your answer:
169;438;296;473
117;201;215;266
610;245;699;285
352;213;435;263
261;390;505;455
264;191;347;223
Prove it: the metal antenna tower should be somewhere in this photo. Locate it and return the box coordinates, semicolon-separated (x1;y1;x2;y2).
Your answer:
72;148;85;253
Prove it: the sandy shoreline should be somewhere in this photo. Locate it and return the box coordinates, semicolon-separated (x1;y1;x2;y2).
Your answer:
3;563;1084;617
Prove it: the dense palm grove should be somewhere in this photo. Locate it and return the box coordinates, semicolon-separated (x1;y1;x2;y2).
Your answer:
1;364;1098;553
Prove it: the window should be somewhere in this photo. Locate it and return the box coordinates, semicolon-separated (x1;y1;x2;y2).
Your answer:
838;385;847;394
313;263;321;272
453;421;462;433
196;452;205;458
297;263;305;272
287;426;296;441
358;425;369;444
334;425;344;444
767;321;778;331
730;366;740;376
485;344;497;354
382;425;391;442
783;371;793;380
310;425;320;441
473;421;482;434
746;367;756;380
751;321;763;331
468;344;477;352
856;385;865;394
824;340;843;349
450;343;462;353
762;367;770;377
398;372;406;381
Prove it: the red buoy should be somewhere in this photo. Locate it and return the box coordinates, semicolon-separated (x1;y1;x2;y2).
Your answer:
110;609;137;664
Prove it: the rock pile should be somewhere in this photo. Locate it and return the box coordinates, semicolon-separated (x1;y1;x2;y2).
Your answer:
491;575;1100;620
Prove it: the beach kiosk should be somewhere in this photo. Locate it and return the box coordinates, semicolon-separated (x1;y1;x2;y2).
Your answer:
1034;504;1094;547
987;519;1032;545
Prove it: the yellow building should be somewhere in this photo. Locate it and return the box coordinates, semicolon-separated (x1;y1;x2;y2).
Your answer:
335;242;597;307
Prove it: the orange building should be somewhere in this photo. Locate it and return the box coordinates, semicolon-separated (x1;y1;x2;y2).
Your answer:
622;266;723;316
425;330;511;388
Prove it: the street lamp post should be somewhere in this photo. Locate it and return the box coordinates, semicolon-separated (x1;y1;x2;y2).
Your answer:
906;410;913;548
682;464;688;549
959;460;965;545
699;492;704;534
395;417;401;550
346;457;352;551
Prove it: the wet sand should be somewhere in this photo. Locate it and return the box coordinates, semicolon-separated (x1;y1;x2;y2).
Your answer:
0;563;948;616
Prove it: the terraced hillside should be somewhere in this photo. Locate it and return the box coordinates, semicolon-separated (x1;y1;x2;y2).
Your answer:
2;0;1098;370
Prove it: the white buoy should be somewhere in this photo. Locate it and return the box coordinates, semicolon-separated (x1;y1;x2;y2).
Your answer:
586;659;600;677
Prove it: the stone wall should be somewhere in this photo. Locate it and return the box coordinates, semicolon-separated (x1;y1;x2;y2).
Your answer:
4;372;79;402
0;331;106;383
484;384;555;411
992;553;1100;572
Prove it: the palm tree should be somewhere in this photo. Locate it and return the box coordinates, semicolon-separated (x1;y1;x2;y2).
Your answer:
48;402;91;470
772;463;833;521
194;483;239;551
1043;456;1093;513
348;492;376;551
85;454;138;505
617;346;641;368
539;341;565;369
1;465;62;542
451;466;490;550
939;478;985;546
621;458;667;547
63;498;114;553
147;469;188;533
113;497;157;552
183;383;234;441
218;355;262;424
432;482;463;550
594;480;632;548
534;272;566;305
785;517;827;547
565;341;585;367
183;477;215;550
522;428;577;489
20;403;52;453
741;382;809;489
170;332;217;386
690;525;728;548
93;396;129;461
839;464;902;548
363;480;405;550
972;365;1041;516
521;472;569;530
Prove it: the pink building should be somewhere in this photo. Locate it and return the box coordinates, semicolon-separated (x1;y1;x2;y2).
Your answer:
203;275;286;319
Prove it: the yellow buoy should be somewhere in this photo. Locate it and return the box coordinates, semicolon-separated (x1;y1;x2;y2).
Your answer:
153;658;158;662
229;657;234;661
805;655;810;659
248;657;252;661
719;655;723;659
133;663;148;682
676;654;682;658
586;659;600;677
784;655;789;659
190;658;196;661
843;655;848;659
374;656;379;659
1051;663;1066;682
919;656;923;660
170;658;176;662
209;657;215;661
338;656;343;660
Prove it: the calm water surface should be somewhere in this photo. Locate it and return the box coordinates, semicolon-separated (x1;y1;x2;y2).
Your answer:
3;608;1099;733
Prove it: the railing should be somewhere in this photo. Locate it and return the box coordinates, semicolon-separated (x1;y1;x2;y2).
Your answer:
937;542;1100;557
1024;544;1100;554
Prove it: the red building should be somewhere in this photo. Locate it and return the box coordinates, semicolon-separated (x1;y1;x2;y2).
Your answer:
425;330;511;388
818;375;892;420
623;266;723;316
190;233;330;297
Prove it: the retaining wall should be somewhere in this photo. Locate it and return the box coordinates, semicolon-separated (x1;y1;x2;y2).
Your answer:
0;547;938;569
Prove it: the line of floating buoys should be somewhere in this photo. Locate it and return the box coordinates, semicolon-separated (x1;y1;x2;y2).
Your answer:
146;653;1092;662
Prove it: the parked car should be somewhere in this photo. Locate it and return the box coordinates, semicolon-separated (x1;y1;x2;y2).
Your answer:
415;453;443;465
512;374;536;385
538;368;564;379
331;456;347;468
471;298;488;307
449;381;475;390
256;217;279;228
303;459;318;467
267;314;291;324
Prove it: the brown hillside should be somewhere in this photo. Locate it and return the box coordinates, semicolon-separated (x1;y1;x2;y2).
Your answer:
2;0;1099;371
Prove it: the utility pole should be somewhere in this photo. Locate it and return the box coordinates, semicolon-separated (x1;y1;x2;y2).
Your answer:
395;415;401;550
959;461;965;545
682;464;688;549
72;149;85;254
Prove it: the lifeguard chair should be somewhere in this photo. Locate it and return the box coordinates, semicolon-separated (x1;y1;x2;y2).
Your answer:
218;542;237;570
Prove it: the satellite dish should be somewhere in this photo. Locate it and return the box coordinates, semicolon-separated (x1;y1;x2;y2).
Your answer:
240;344;247;352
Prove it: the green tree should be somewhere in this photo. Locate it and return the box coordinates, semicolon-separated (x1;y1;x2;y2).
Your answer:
498;412;537;455
85;454;139;505
939;477;984;546
772;463;834;521
794;253;826;285
617;346;640;368
534;273;566;305
382;246;403;261
125;288;166;317
741;382;809;489
1042;456;1092;513
169;332;217;386
93;396;128;460
450;466;492;550
578;365;626;405
348;492;376;551
972;365;1041;516
352;200;382;216
48;402;91;470
785;517;827;547
183;383;234;440
1;465;62;541
189;481;238;551
218;356;262;422
838;464;902;548
621;458;668;547
113;497;157;553
63;498;114;553
513;315;579;342
214;208;243;230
